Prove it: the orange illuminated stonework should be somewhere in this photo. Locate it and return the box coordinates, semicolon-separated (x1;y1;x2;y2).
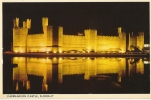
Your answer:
13;17;144;53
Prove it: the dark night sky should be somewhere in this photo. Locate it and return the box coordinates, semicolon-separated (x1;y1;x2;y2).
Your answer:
2;2;150;51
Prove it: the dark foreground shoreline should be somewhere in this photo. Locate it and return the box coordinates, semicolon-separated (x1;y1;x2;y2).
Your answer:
3;52;150;58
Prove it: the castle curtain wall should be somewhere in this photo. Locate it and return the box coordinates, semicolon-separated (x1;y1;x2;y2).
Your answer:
62;35;85;51
13;17;144;53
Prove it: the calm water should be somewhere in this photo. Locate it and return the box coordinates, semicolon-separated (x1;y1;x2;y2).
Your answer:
3;55;150;94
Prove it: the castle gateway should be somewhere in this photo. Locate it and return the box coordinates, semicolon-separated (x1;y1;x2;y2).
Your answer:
13;17;144;53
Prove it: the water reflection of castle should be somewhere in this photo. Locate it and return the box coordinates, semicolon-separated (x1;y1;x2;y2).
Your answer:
13;57;145;92
13;17;144;53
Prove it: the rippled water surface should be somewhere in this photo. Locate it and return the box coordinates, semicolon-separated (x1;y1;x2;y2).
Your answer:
3;56;150;94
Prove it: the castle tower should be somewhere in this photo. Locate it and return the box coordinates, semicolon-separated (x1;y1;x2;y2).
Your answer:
58;26;63;53
121;32;126;52
13;27;20;52
128;32;144;51
128;33;131;50
118;27;126;52
42;17;48;33
46;26;53;52
84;29;90;52
13;17;29;53
13;17;19;28
13;17;21;52
118;27;122;33
16;18;19;27
118;27;122;38
42;17;48;26
128;32;136;51
84;29;97;52
23;21;26;28
137;32;144;50
41;17;48;52
19;27;28;52
26;19;31;29
22;19;31;29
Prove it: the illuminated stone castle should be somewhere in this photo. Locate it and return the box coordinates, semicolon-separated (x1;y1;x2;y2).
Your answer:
13;17;144;53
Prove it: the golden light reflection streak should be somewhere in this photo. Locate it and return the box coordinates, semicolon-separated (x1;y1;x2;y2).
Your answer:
12;56;146;92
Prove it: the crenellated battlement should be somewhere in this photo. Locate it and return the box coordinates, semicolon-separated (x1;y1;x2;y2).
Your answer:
63;34;84;37
28;33;44;36
12;17;144;53
98;35;118;38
